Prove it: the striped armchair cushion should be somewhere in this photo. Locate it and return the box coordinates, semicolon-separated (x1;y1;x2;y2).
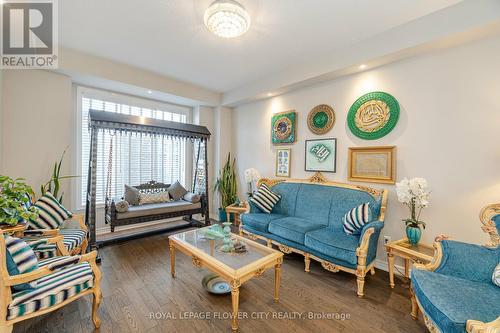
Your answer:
7;259;94;320
33;229;87;259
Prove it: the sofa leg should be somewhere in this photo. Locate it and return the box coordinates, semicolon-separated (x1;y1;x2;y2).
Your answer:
304;254;310;273
267;239;272;248
356;274;365;298
410;286;419;320
370;267;375;275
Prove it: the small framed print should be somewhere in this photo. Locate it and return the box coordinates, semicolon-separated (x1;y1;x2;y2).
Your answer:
276;148;291;177
305;138;337;173
348;146;396;184
271;110;297;145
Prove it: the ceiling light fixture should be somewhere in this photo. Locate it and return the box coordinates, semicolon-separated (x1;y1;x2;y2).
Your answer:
359;64;367;70
204;0;251;39
147;90;153;94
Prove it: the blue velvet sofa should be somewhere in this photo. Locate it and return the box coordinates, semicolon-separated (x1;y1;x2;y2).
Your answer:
240;174;388;297
410;204;500;333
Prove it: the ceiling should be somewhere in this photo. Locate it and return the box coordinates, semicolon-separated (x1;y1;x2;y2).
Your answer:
59;0;463;93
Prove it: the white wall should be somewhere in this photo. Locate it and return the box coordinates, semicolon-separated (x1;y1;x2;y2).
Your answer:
232;34;500;265
2;70;74;204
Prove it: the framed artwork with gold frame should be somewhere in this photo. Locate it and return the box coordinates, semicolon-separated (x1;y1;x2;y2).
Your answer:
348;146;396;184
271;110;296;145
276;148;291;177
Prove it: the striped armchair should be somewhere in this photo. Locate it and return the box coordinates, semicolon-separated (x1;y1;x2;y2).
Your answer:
0;231;102;333
24;213;89;259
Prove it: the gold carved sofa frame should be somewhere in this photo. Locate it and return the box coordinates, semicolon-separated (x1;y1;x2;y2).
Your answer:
239;173;388;297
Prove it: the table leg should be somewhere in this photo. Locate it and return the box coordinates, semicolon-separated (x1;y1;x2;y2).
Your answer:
404;258;410;278
169;241;176;278
226;211;231;223
387;252;395;288
230;281;240;331
274;263;281;302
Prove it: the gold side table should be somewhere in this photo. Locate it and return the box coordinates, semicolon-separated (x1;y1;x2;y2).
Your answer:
225;202;249;227
0;222;27;237
385;238;434;288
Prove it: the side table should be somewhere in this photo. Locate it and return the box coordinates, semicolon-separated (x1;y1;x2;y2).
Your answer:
385;238;434;288
0;222;27;237
225;202;249;227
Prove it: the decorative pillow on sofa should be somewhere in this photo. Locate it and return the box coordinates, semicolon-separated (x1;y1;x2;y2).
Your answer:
493;263;500;287
124;185;141;205
343;203;372;235
5;235;39;291
168;181;188;201
139;191;170;205
183;192;200;203
250;183;281;214
28;192;72;230
115;200;129;213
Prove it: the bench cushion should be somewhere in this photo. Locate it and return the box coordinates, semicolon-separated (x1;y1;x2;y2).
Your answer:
116;200;201;220
241;213;285;233
304;227;359;265
7;260;94;320
268;217;324;245
412;269;500;333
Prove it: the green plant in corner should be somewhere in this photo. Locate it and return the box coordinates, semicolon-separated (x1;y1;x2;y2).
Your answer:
41;149;78;204
213;153;238;222
0;176;38;226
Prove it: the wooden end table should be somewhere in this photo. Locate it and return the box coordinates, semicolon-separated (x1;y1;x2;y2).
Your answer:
385;238;434;288
225;202;249;226
0;222;27;237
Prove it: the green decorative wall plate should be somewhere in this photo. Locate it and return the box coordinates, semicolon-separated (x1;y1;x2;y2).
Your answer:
307;104;335;135
271;110;296;144
347;91;400;140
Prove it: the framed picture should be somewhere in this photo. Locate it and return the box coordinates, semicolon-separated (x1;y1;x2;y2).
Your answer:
271;110;296;145
348;146;396;184
305;138;337;173
275;148;291;177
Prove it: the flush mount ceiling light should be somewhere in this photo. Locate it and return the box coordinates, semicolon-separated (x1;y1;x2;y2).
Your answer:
204;0;251;39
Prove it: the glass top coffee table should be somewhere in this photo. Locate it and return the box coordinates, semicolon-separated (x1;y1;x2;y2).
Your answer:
168;226;283;331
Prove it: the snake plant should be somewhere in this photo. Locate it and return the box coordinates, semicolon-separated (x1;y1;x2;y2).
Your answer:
214;153;238;209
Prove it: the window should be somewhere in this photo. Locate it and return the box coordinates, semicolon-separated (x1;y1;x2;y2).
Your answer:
76;87;191;208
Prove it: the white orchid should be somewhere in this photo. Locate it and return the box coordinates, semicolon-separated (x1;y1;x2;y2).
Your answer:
396;177;430;228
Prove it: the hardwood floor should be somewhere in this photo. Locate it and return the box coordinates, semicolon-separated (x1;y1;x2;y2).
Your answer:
14;230;428;333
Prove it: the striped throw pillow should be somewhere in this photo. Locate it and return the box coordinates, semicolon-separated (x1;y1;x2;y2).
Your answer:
250;183;281;214
28;192;72;230
493;263;500;287
343;203;372;235
5;235;39;291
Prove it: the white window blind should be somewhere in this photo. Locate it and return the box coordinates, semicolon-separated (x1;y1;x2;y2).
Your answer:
78;88;190;207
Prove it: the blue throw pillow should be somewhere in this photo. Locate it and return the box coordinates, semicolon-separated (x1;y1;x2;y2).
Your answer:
5;235;39;291
343;203;372;235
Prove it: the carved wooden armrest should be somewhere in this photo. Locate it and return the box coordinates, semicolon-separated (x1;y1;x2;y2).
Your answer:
23;229;60;237
70;213;88;232
467;316;500;333
413;241;444;271
356;227;375;266
4;251;98;286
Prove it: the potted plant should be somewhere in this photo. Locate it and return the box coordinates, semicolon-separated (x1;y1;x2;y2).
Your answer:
214;153;238;222
396;177;430;245
40;149;78;204
0;176;38;226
